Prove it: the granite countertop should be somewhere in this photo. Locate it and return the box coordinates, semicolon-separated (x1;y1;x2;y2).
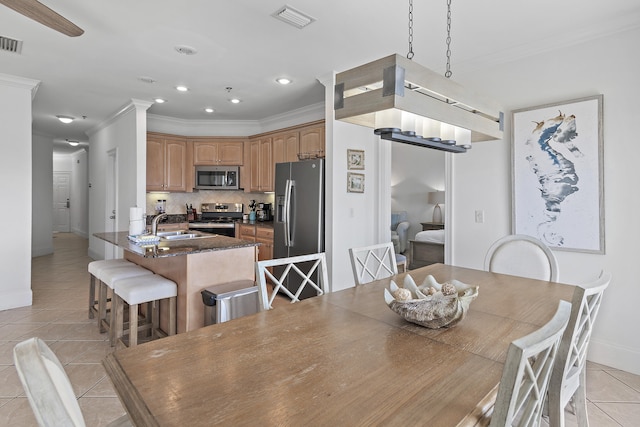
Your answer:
94;231;258;258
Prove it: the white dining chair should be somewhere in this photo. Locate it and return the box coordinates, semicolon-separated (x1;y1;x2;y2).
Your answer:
484;234;559;282
489;300;571;427
547;271;612;427
13;337;132;427
255;253;328;310
349;242;398;285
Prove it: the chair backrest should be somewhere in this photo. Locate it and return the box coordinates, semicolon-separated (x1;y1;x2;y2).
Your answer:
255;252;329;310
13;337;87;427
390;211;408;231
549;271;611;410
349;242;398;285
490;300;571;427
484;234;559;282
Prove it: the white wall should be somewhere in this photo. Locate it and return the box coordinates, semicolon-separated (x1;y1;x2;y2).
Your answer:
451;27;640;374
70;149;89;237
32;132;54;257
0;74;39;310
87;100;151;260
391;144;445;241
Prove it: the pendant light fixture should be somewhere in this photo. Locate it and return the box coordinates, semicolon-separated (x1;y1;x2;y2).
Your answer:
334;0;503;153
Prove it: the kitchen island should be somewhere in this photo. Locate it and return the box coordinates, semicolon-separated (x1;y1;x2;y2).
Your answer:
94;231;258;333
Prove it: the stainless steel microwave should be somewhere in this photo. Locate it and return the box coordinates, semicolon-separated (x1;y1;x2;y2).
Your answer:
194;166;239;190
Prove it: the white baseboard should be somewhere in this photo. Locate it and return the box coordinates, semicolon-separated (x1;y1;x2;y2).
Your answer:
588;338;640;375
32;244;54;257
0;289;32;311
71;227;88;238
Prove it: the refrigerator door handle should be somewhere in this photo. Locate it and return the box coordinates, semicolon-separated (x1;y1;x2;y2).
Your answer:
283;179;293;247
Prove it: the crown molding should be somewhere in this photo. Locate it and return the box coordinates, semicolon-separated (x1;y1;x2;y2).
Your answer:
0;73;40;99
86;98;153;137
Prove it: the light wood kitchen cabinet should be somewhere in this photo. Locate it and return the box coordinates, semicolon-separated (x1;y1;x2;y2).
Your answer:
272;131;300;164
299;124;325;159
192;139;244;165
237;223;273;261
249;137;273;192
147;134;188;192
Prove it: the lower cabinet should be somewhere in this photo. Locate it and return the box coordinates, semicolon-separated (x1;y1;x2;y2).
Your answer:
237;224;273;261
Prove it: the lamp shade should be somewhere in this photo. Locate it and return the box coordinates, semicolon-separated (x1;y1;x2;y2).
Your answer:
428;191;445;205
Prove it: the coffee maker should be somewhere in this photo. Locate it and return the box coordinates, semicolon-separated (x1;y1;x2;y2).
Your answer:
256;203;273;221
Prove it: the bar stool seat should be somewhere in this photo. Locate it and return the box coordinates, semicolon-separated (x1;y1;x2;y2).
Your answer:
87;259;133;319
98;265;153;341
113;274;177;347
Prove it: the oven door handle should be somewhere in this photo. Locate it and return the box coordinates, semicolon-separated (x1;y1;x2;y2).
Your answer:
284;179;293;247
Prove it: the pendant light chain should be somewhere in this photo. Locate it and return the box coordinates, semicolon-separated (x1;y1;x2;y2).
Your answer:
407;0;414;60
445;0;453;78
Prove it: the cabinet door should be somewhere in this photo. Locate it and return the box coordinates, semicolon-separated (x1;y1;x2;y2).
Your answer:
217;141;244;165
193;142;219;165
165;139;187;192
146;137;165;191
259;137;273;192
249;140;261;192
299;125;325;158
283;132;300;162
255;227;273;261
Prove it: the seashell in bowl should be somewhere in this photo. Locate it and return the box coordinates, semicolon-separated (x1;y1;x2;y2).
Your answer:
384;274;479;328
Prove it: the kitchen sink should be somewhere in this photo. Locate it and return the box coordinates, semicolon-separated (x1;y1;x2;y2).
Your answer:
156;230;214;240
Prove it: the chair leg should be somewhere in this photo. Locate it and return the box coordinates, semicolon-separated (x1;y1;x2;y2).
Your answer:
88;276;96;319
574;369;590;427
98;282;108;333
129;303;139;347
152;301;160;340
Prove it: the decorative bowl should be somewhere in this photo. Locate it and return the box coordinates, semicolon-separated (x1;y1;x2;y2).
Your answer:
384;274;479;329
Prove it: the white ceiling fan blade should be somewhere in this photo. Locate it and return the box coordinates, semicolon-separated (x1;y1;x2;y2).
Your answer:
0;0;84;37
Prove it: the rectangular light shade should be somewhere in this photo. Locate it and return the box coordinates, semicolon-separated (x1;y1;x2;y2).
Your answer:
428;191;445;205
334;54;504;143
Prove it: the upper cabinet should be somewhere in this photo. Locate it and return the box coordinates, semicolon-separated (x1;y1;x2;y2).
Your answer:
147;134;189;192
272;131;300;164
249;137;273;192
192;139;244;165
299;124;325;159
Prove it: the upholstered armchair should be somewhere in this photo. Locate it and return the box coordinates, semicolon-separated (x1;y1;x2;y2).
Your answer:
391;211;410;254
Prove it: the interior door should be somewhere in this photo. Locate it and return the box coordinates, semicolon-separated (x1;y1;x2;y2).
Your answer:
106;149;118;259
53;172;71;232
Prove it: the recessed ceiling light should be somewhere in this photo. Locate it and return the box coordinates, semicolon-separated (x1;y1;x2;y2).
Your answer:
229;98;241;104
154;98;167;103
175;45;198;55
204;108;214;113
56;115;74;124
176;85;189;92
66;139;79;146
276;77;292;85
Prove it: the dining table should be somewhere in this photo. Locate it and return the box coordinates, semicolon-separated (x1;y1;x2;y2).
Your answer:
103;263;574;426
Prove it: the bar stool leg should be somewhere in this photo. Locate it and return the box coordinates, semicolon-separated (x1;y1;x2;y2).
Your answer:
112;294;124;347
129;303;139;347
98;283;109;333
88;276;96;319
169;296;177;336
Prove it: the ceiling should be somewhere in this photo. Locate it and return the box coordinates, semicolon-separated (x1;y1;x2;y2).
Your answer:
1;0;639;154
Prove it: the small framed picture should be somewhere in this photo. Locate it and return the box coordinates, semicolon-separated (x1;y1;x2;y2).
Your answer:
347;149;365;170
347;172;365;193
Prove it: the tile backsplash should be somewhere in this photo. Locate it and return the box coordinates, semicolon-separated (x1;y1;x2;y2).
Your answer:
146;191;274;216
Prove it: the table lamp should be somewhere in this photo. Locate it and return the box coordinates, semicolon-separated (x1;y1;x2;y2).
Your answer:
428;191;445;223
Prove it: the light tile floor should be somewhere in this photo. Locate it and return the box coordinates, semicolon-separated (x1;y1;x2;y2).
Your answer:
0;233;639;426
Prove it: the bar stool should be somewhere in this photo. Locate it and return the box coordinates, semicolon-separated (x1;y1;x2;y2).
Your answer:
113;274;177;347
98;265;153;342
87;259;133;319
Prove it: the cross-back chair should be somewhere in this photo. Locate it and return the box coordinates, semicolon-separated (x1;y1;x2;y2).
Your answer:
489;300;571;427
255;252;329;310
484;234;559;282
349;242;398;285
548;271;612;427
13;337;132;427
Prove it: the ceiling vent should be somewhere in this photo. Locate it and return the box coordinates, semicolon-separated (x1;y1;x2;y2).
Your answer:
0;36;23;54
272;5;315;29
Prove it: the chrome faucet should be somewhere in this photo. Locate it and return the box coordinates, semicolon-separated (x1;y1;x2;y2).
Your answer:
151;213;168;236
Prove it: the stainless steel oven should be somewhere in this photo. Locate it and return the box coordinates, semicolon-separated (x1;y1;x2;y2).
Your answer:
188;203;243;237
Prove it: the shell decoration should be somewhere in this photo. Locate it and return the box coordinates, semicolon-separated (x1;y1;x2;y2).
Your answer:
384;274;479;329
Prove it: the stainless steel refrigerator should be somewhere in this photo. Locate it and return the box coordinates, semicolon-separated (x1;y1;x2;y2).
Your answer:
274;159;324;299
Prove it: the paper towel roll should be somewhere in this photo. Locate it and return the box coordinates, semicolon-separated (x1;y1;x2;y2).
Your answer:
129;207;145;235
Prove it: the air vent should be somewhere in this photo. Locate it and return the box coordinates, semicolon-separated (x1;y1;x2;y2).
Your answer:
272;5;315;29
0;36;23;54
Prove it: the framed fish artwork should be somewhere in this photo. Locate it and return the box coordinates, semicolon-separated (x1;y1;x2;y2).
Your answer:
512;95;604;253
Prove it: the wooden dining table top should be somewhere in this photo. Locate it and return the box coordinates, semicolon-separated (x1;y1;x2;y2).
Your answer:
103;263;574;427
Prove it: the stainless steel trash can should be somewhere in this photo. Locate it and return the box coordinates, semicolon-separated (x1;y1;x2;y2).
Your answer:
201;280;259;326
